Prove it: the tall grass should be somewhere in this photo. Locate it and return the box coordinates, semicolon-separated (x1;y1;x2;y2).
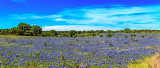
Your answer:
128;53;160;68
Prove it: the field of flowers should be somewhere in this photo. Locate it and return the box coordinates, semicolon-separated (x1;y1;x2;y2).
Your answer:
0;33;160;68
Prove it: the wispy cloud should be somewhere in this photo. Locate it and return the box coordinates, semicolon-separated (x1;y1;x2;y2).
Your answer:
8;4;160;30
9;14;61;20
42;25;121;31
54;5;160;25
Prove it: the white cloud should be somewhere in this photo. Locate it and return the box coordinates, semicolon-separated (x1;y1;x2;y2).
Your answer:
42;25;121;31
54;5;160;25
8;4;160;30
54;18;75;21
9;14;61;20
10;5;160;25
118;23;160;29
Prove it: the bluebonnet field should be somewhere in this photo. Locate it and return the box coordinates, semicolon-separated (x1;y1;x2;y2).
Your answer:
0;33;160;68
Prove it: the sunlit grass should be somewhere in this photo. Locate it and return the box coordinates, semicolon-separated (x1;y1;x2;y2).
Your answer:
0;35;40;37
1;35;160;68
128;53;160;68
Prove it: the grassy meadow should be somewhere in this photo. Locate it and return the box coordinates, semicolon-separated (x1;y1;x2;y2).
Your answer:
0;33;160;68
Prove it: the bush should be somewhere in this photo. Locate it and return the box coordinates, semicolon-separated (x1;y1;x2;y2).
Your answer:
141;35;144;38
125;35;128;38
109;42;113;47
44;42;47;47
107;34;112;37
124;42;127;44
100;34;103;37
130;34;133;37
133;34;136;37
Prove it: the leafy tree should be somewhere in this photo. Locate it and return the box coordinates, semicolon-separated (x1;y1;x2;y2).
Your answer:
50;30;58;37
41;32;47;37
107;30;112;33
62;33;67;37
124;28;131;33
82;30;86;33
16;23;31;35
90;30;94;33
99;30;104;33
107;34;112;37
124;28;130;31
24;30;34;36
77;31;81;34
69;30;76;37
17;23;30;31
16;29;24;35
87;30;91;33
96;30;99;33
9;27;17;34
30;25;42;36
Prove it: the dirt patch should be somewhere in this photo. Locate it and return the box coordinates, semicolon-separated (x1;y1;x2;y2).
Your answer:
149;53;160;68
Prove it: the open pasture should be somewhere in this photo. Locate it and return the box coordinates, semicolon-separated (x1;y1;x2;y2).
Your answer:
0;33;160;68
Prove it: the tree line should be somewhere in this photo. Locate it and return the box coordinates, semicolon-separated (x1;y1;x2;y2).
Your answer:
0;23;42;36
1;23;160;37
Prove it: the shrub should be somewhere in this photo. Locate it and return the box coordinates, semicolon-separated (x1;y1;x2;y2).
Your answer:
133;34;136;37
134;39;139;42
100;34;103;37
116;37;119;41
109;42;113;47
141;35;144;38
107;34;112;37
130;34;133;37
124;42;127;44
44;42;47;47
125;35;128;38
68;40;74;45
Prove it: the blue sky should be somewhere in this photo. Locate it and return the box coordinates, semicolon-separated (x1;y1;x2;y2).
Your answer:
0;0;160;31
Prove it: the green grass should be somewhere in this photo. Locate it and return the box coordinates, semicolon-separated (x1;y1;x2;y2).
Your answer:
128;53;160;68
0;35;41;37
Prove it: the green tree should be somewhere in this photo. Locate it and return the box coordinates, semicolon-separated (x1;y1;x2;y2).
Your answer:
17;23;30;35
124;28;131;33
24;30;34;36
69;30;76;37
30;25;42;36
17;29;24;35
77;31;81;34
82;30;86;33
62;33;67;37
107;34;112;37
124;28;130;31
99;30;104;33
17;23;30;31
9;27;17;34
50;30;58;37
41;32;48;37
